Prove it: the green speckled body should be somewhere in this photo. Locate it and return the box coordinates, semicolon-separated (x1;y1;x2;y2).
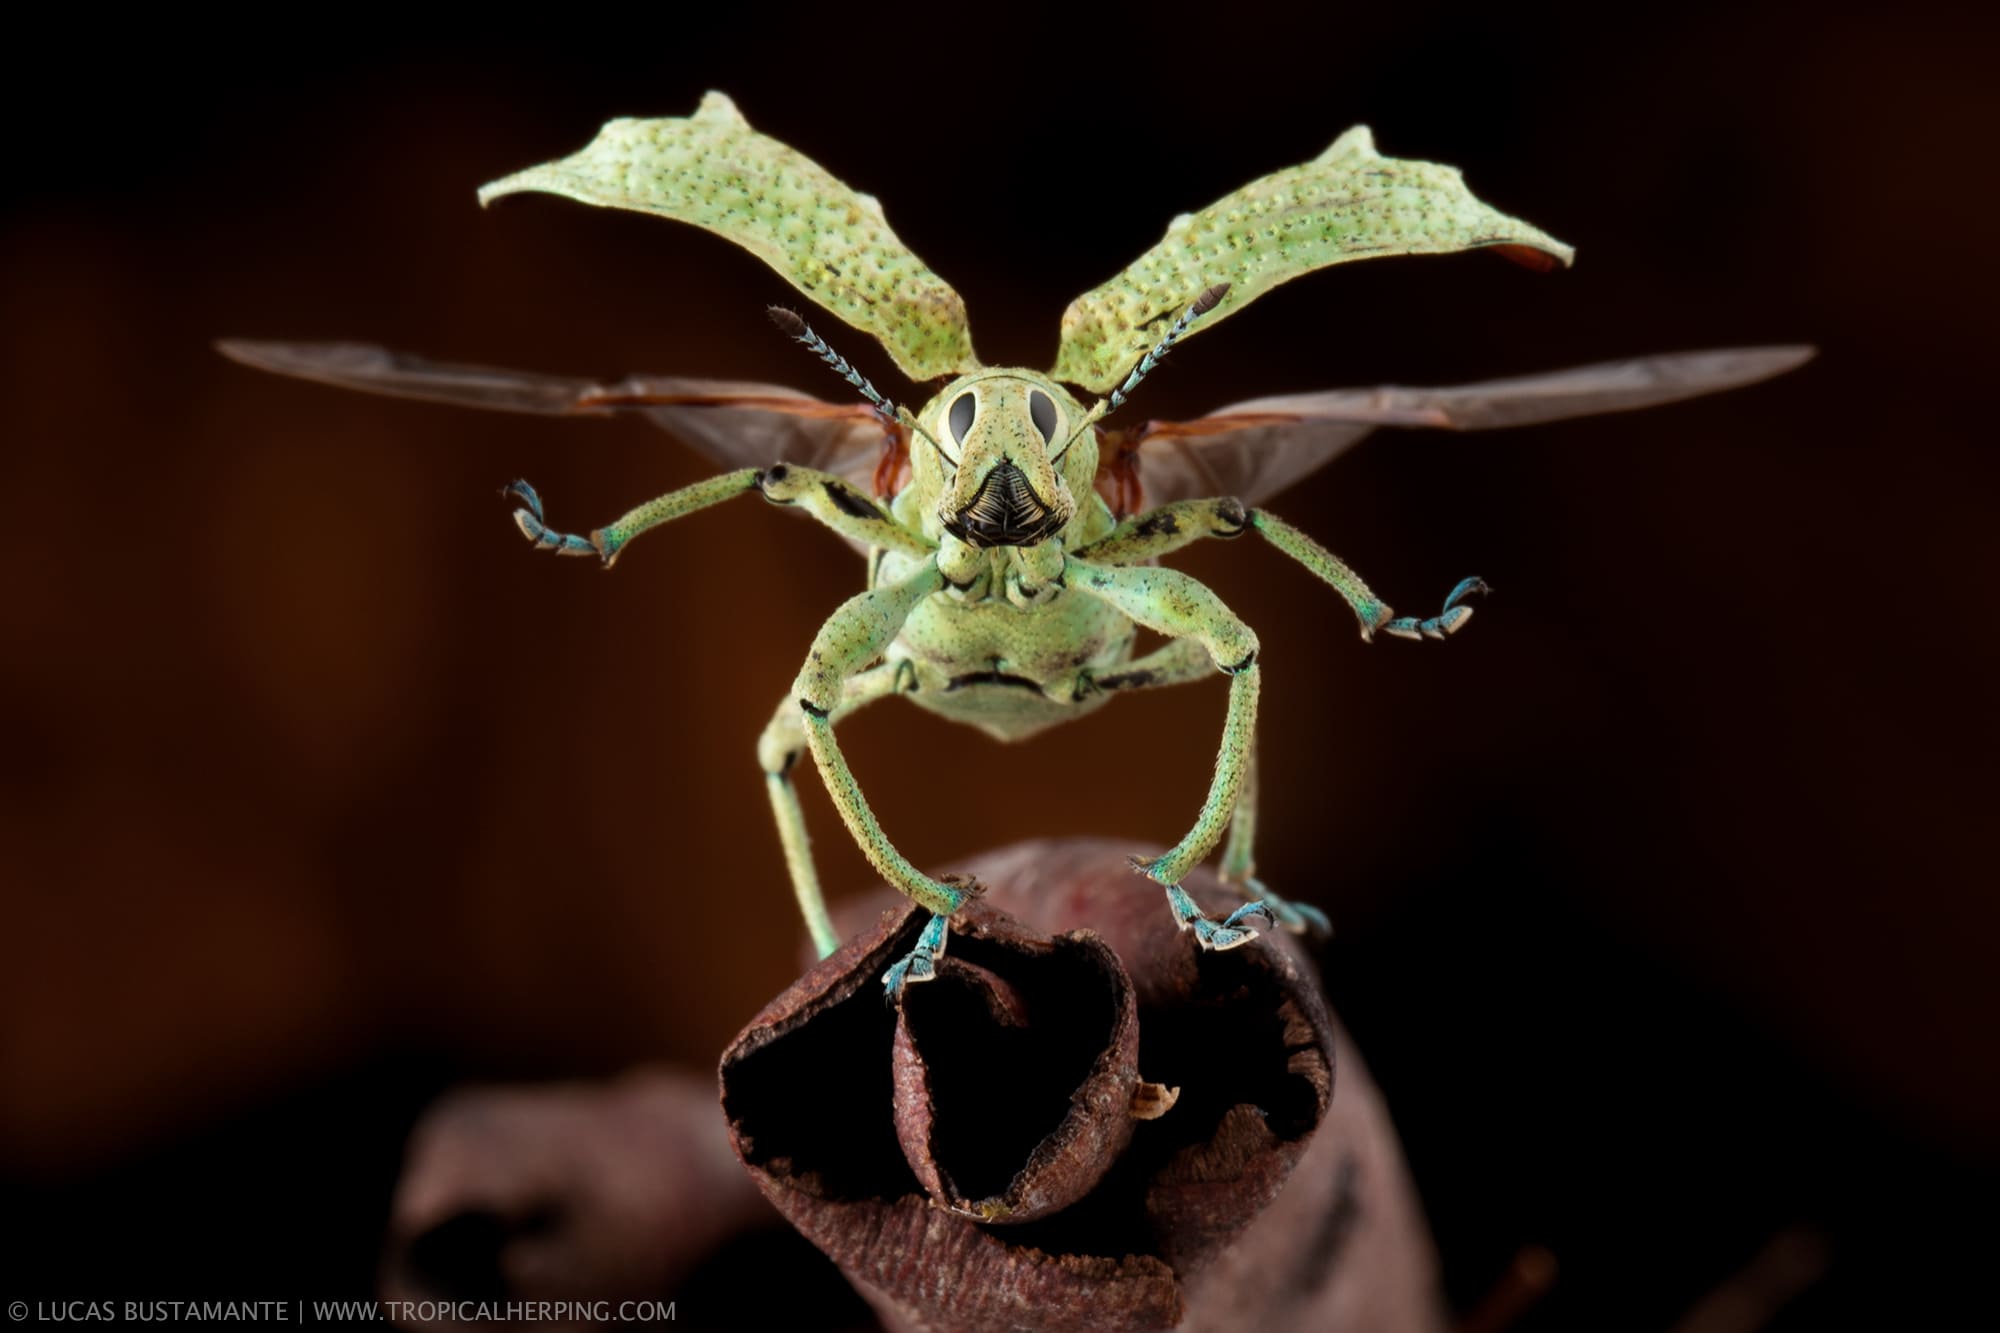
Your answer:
461;93;1577;969
227;91;1811;987
877;542;1135;741
870;371;1137;741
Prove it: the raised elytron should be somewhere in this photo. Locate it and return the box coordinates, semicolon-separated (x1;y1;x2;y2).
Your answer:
222;92;1810;994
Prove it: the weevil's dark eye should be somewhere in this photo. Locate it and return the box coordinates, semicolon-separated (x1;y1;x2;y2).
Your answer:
949;392;976;444
1029;389;1058;445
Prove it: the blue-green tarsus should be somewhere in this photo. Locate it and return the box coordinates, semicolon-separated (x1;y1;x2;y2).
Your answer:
1380;576;1490;640
506;479;596;557
881;913;952;997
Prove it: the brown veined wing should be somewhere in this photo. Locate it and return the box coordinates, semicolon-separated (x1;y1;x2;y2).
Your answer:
215;339;899;495
1094;345;1816;516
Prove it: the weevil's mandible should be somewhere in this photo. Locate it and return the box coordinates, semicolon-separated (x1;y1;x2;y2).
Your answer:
221;92;1812;995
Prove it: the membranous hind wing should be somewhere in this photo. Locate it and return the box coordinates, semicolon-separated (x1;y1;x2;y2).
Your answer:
478;92;980;384
1053;126;1574;395
583;375;905;495
1095;346;1817;515
216;339;899;494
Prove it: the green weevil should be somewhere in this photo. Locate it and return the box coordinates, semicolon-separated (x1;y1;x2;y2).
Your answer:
222;91;1811;993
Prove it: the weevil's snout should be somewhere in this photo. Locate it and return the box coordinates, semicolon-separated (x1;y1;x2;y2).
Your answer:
945;461;1064;548
930;376;1079;549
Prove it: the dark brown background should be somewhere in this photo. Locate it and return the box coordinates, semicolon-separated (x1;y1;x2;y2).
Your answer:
3;3;1993;1327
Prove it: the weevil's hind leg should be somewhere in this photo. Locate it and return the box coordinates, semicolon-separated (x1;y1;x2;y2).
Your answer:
1215;737;1331;937
1381;576;1490;641
757;661;914;958
1069;636;1213;702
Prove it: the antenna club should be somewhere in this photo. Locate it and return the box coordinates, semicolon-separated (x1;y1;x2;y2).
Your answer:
1192;283;1231;317
767;306;810;339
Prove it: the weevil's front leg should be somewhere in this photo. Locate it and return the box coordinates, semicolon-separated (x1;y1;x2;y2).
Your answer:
1378;576;1490;640
1248;509;1486;641
1066;556;1275;951
753;464;935;557
506;469;762;564
1072;496;1255;565
505;464;931;567
792;560;965;994
757;660;914;958
1076;498;1485;642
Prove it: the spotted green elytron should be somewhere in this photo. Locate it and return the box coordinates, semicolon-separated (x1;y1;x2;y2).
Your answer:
221;92;1811;995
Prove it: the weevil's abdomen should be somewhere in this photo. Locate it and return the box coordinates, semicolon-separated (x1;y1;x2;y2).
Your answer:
877;549;1136;743
899;666;1119;742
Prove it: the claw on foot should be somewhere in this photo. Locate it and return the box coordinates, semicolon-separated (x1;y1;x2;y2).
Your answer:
504;479;600;558
1163;884;1270;952
882;912;951;1000
1382;575;1489;641
502;478;545;521
1223;876;1332;937
1276;898;1332;936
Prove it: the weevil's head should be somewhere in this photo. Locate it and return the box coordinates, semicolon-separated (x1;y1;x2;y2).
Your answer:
910;370;1098;548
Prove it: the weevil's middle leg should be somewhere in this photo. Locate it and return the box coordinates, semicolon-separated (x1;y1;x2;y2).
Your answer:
1082;639;1321;935
504;464;931;568
791;560;968;995
758;660;913;958
1137;657;1260;897
1077;498;1486;646
802;706;966;980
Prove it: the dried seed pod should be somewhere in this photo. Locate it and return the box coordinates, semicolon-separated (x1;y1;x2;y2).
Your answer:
715;839;1433;1332
720;891;1181;1328
891;913;1141;1223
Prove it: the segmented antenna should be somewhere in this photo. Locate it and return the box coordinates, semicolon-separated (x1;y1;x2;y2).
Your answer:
767;306;901;424
1105;283;1231;415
